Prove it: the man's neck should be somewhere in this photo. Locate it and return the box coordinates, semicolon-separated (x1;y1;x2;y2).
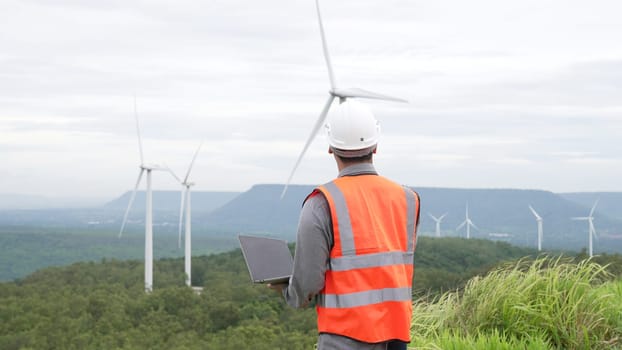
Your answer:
335;156;373;172
337;162;378;178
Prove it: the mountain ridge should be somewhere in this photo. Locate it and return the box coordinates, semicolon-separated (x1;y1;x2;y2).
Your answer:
1;186;621;254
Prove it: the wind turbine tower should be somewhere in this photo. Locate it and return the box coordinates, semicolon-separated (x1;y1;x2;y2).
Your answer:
175;142;203;287
281;0;408;198
119;97;177;292
528;205;544;251
571;200;599;257
428;212;447;238
456;203;478;239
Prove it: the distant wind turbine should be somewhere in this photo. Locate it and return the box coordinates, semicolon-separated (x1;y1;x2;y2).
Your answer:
281;0;407;198
456;203;478;239
428;212;448;238
174;142;203;287
528;205;544;251
571;200;599;257
119;96;178;293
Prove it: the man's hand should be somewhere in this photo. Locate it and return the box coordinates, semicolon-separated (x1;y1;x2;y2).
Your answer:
267;283;288;295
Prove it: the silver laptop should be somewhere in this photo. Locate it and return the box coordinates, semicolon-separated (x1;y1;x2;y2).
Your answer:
238;234;293;284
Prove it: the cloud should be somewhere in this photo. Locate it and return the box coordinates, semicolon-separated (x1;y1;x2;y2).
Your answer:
1;0;621;197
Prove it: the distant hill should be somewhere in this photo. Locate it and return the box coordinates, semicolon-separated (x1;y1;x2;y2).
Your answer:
105;190;241;212
1;186;621;254
203;184;313;238
203;184;622;253
0;191;240;228
413;187;621;240
559;192;622;221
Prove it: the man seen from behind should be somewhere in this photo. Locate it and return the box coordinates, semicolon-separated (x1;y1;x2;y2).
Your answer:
270;100;420;350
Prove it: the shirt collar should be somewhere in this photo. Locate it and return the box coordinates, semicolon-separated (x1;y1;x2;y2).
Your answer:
338;163;378;177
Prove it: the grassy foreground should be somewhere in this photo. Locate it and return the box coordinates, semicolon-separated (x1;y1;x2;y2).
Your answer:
409;257;622;349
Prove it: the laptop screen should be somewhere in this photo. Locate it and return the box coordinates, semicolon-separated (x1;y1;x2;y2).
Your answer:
238;234;293;284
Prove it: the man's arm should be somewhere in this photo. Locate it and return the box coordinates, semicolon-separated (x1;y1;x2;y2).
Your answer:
282;193;332;308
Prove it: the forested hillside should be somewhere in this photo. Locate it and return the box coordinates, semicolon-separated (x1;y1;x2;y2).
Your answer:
0;252;316;350
3;236;622;349
0;228;237;281
1;237;542;349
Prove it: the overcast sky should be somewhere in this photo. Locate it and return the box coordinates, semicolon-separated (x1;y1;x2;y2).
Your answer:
1;0;621;200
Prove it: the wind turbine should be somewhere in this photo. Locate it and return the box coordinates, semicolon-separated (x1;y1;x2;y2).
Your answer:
571;200;599;257
428;212;447;238
281;0;408;198
119;97;177;293
175;142;203;287
528;205;543;251
456;203;478;239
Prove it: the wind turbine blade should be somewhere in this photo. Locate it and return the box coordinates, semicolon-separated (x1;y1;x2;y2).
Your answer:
134;95;145;165
178;188;186;249
589;199;599;217
528;205;542;220
315;0;337;90
470;221;479;231
332;88;408;103
164;165;182;183
439;213;448;221
119;169;144;237
590;221;597;240
456;220;467;231
184;141;204;183
428;213;438;221
281;95;335;199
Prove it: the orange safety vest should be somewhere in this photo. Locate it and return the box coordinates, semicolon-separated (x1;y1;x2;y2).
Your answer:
310;174;419;343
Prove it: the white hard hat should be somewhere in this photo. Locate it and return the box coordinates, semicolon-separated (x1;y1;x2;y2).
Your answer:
325;100;380;157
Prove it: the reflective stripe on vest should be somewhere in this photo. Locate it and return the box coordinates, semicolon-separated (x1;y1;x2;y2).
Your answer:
317;286;412;308
330;251;414;271
405;186;417;251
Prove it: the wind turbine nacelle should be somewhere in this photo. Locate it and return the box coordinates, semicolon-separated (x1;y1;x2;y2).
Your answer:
141;163;167;171
331;88;353;98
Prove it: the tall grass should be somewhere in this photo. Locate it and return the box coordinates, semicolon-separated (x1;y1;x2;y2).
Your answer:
410;257;622;350
411;329;553;350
